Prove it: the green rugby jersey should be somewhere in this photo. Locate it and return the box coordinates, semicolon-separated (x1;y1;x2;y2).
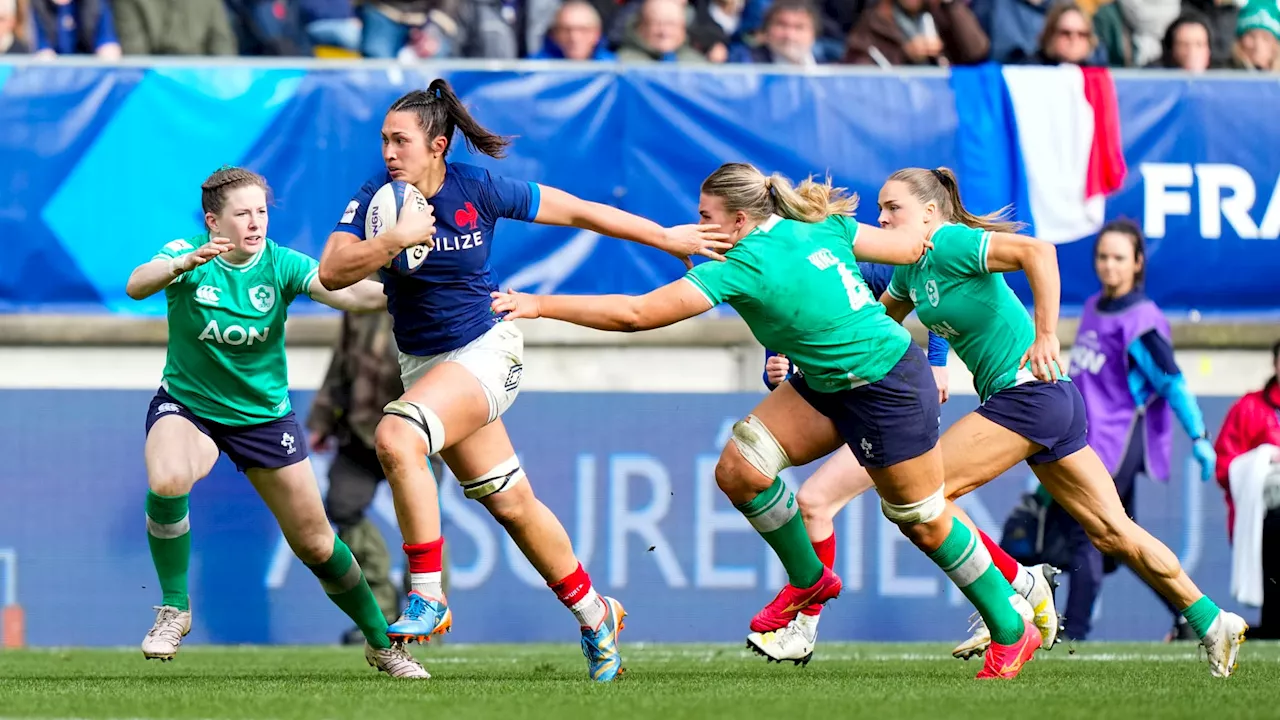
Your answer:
153;234;318;426
686;214;912;391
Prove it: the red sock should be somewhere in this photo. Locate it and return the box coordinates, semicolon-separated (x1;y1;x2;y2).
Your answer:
978;529;1019;584
404;538;444;574
800;533;836;617
549;563;594;608
812;532;836;569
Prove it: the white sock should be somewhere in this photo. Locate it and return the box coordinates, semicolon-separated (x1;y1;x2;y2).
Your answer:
796;612;820;641
410;572;443;600
571;587;607;629
1011;566;1035;598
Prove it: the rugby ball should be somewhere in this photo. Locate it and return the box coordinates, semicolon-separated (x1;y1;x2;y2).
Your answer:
366;180;433;275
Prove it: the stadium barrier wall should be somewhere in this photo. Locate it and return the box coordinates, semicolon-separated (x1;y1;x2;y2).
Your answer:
0;388;1251;646
1;61;1279;318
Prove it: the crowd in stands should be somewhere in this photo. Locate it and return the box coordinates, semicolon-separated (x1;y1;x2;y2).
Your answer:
0;0;1276;73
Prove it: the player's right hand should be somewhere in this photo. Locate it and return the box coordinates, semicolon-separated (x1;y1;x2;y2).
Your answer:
765;354;791;387
393;198;437;250
181;238;234;272
489;288;541;321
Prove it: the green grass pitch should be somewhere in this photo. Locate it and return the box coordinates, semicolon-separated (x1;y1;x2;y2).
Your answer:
1;641;1276;719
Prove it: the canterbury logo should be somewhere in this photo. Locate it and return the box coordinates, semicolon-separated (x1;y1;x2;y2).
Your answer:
194;285;221;306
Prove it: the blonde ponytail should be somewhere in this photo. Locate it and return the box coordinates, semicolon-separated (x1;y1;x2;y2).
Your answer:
701;163;859;223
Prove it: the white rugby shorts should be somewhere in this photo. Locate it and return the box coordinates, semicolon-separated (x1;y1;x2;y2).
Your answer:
397;322;525;424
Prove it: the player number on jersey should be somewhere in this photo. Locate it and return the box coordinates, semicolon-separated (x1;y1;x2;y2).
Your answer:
929;321;960;341
807;248;873;312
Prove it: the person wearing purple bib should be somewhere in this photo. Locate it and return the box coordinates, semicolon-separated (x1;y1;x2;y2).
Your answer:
1063;219;1218;642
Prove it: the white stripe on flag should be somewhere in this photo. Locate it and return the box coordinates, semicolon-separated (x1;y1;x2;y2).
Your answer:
1002;66;1106;245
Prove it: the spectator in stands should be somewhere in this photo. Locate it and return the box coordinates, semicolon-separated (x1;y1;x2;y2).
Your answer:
1231;0;1280;71
616;0;708;61
30;0;121;57
1151;10;1213;71
302;0;362;53
1;0;31;53
610;0;729;62
394;9;458;61
360;0;430;58
1014;0;1098;64
455;0;561;59
113;0;237;55
729;0;823;64
1214;339;1280;639
531;0;615;59
1114;0;1180;67
1184;0;1242;68
224;0;311;55
844;0;990;67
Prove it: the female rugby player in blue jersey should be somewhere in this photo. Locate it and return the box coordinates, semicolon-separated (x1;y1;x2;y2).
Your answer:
317;78;731;683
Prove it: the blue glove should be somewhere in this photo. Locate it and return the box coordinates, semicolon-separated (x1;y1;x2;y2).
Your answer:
1192;438;1217;483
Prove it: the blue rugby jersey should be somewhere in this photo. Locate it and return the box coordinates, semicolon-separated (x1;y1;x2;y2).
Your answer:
334;163;540;356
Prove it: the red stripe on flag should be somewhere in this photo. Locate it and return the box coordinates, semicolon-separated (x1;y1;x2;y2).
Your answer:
1081;67;1127;199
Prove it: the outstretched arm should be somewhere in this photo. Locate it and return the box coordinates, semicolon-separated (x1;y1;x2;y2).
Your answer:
851;224;930;266
986;232;1062;382
310;276;387;313
534;185;731;268
490;278;714;333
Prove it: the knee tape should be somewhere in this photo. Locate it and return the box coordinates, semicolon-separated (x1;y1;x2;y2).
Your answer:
880;484;946;526
383;400;446;455
731;414;792;479
460;455;526;500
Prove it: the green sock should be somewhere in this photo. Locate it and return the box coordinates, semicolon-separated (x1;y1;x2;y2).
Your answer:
928;517;1025;645
735;477;824;588
145;491;191;612
1182;596;1222;639
308;537;392;649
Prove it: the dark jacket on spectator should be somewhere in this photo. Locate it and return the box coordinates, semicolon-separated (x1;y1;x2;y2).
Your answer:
3;35;31;54
114;0;237;55
301;0;356;22
970;0;1043;63
32;0;113;54
530;32;616;59
845;0;990;66
728;41;826;63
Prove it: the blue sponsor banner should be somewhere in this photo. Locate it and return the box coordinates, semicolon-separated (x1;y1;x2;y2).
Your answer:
0;389;1248;646
1;63;1279;316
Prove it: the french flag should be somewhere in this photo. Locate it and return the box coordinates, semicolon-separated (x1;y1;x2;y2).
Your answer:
950;63;1127;244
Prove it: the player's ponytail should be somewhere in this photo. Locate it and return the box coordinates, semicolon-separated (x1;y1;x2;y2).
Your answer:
888;167;1024;234
701;163;858;224
388;80;512;159
201;165;270;223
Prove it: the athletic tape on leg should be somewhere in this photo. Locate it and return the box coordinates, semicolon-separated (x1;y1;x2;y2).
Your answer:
881;484;946;525
461;455;526;500
731;415;792;479
383;400;446;455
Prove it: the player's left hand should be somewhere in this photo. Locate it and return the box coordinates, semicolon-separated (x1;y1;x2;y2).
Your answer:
660;224;733;269
1192;438;1217;483
1020;332;1063;383
931;365;950;404
490;288;541;321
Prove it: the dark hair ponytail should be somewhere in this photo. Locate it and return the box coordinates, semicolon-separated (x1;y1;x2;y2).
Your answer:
388;79;512;159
